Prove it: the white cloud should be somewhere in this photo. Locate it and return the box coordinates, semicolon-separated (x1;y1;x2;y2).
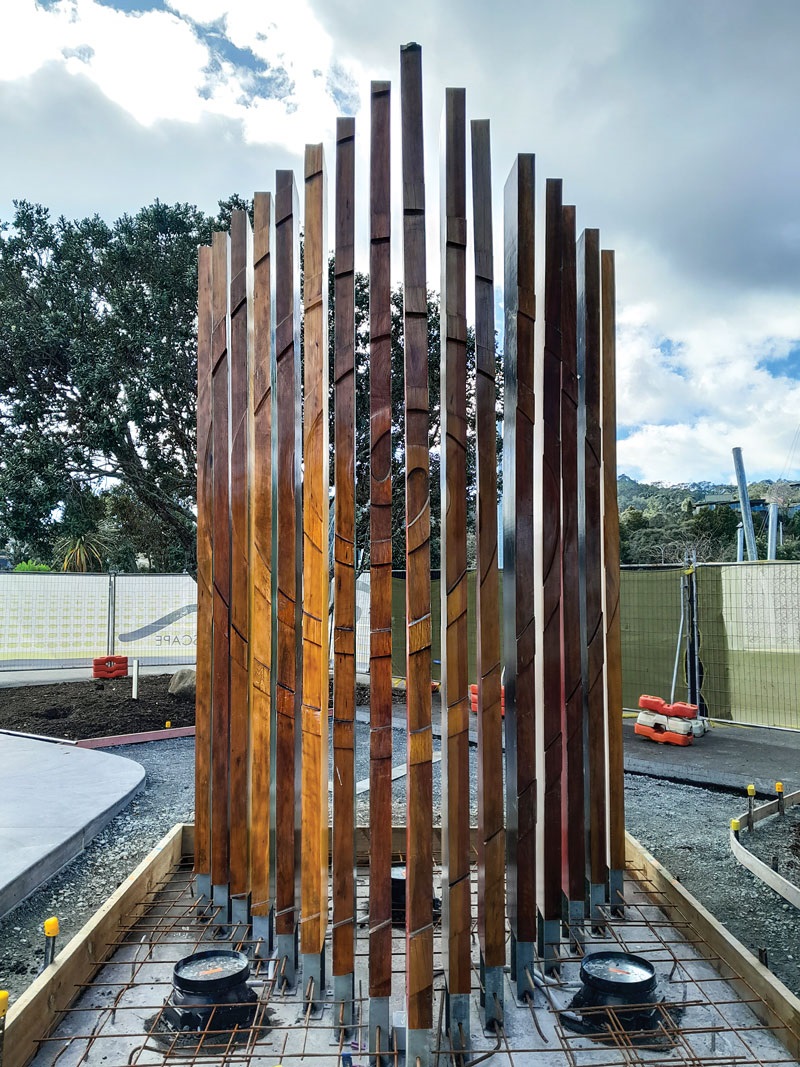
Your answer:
2;0;800;486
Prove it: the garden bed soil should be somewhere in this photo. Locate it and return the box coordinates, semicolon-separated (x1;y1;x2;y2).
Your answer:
0;676;383;741
0;674;194;740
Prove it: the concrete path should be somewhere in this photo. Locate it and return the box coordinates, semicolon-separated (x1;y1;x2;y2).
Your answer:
0;735;144;916
0;664;188;688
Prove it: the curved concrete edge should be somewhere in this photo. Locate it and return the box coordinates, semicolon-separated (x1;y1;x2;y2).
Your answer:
0;736;145;917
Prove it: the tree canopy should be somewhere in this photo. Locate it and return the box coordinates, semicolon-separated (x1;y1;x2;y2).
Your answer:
1;196;796;572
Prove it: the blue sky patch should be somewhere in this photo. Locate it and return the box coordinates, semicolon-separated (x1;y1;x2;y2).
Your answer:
760;342;800;381
190;17;294;105
94;0;167;12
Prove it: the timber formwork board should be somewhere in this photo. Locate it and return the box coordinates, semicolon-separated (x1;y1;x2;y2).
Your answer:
9;825;800;1067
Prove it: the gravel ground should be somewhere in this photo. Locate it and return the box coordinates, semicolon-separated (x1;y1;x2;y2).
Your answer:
2;732;799;1007
743;801;800;885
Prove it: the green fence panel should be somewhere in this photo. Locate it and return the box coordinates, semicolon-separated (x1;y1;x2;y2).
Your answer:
697;562;800;728
619;566;683;711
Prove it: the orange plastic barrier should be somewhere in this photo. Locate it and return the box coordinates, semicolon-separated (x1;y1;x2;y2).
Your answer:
468;683;505;716
93;655;129;680
634;721;693;746
638;694;667;714
638;694;698;719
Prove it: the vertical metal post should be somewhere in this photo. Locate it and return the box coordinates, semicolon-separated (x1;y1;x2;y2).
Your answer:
767;502;779;560
732;447;757;561
106;573;116;657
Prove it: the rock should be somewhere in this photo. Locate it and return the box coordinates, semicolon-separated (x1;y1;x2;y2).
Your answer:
167;669;196;701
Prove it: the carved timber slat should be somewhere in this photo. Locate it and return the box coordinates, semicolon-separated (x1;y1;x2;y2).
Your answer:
602;249;626;901
194;244;213;887
401;41;433;1036
577;228;608;900
333;117;356;982
559;205;586;907
503;154;537;957
537;179;564;938
440;86;471;1004
275;170;302;941
300;142;329;960
229;210;252;902
471;117;505;987
369;78;393;1005
249;192;275;918
210;229;231;891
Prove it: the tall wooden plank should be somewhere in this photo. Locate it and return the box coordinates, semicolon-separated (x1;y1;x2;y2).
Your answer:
194;244;213;902
228;210;252;922
250;192;276;943
300;142;329;995
601;249;626;912
536;179;563;969
439;86;470;1042
502;154;537;999
210;229;231;912
577;228;608;919
274;169;302;982
559;205;586;930
332;116;356;1022
470;118;504;1029
368;78;393;1062
400;42;433;1058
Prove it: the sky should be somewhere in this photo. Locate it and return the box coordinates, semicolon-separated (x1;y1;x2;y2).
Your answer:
2;0;800;486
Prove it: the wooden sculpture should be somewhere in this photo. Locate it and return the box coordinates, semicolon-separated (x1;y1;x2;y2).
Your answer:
300;143;329;998
400;42;434;1061
471;117;505;1030
503;153;537;999
332;117;357;1022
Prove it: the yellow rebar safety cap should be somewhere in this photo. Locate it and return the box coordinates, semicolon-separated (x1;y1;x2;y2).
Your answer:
747;783;756;797
776;781;784;794
730;818;741;833
44;916;59;937
0;989;9;1017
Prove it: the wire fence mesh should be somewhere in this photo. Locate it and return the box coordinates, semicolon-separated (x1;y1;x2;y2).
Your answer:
4;563;800;729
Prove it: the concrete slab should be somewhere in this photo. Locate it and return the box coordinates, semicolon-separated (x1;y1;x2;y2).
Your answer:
0;734;145;916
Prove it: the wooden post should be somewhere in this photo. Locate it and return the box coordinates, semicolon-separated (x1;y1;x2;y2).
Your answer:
440;86;470;1046
502;154;537;999
400;42;433;1066
470;117;504;1029
559;205;586;936
249;191;276;949
274;169;302;984
210;229;231;920
601;249;625;913
536;179;563;970
332;117;356;1024
368;78;393;1065
228;210;252;928
577;228;608;920
194;244;213;904
300;142;329;999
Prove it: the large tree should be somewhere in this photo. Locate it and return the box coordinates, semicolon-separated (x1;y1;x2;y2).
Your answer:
0;198;231;566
